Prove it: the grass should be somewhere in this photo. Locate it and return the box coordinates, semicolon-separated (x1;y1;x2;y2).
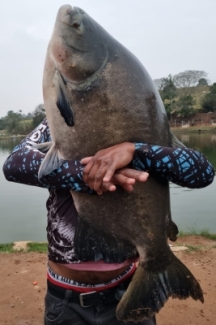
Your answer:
27;242;48;253
185;245;202;252
0;229;216;253
0;243;14;253
178;228;216;241
0;242;48;253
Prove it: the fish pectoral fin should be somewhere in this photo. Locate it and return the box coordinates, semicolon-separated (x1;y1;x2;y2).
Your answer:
31;141;53;153
38;143;65;179
54;70;74;127
170;131;186;148
116;252;204;322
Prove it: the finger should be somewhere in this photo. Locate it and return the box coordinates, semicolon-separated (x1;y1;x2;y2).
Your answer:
82;160;95;184
118;168;149;182
102;162;117;183
80;156;93;165
112;173;135;186
88;160;110;192
122;184;134;192
101;182;116;193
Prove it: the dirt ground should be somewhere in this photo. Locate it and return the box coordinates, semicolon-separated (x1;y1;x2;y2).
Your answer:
0;236;216;325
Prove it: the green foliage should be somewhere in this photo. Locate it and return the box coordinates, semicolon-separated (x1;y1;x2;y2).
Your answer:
0;103;46;135
176;94;195;118
32;112;46;128
0;243;14;252
159;76;177;118
198;78;208;86
0;117;6;130
4;110;22;134
32;104;46;128
27;242;48;253
173;70;208;88
202;82;216;112
154;73;211;119
178;228;216;241
0;242;48;253
185;245;202;252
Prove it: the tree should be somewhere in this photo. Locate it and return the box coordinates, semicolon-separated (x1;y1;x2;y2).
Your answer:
177;95;195;118
4;110;22;133
173;70;208;89
153;78;167;91
202;83;216;112
159;75;177;119
32;104;46;128
0;117;6;130
198;78;208;86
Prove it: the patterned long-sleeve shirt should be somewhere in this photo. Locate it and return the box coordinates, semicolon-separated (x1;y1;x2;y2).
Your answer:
2;119;215;264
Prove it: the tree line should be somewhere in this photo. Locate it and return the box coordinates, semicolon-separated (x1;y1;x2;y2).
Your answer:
0;104;46;135
154;70;216;119
1;70;216;134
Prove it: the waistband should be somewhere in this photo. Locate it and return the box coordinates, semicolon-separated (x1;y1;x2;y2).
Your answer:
47;274;133;308
47;263;136;292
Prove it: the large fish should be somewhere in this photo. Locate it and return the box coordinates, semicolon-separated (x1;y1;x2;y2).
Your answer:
37;4;203;322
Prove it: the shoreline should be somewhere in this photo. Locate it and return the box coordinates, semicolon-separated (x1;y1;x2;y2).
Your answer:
1;126;216;139
1;233;216;253
171;125;216;133
0;135;25;140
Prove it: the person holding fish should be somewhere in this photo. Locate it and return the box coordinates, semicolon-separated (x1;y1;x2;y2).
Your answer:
3;4;215;325
3;117;214;325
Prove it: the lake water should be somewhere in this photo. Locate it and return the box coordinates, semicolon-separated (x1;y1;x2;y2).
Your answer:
0;133;216;243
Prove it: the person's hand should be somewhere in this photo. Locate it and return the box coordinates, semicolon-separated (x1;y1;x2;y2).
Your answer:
81;142;135;194
100;168;149;194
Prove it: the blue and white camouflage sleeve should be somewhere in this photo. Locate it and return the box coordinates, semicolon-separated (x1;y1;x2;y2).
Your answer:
132;143;215;189
2;119;91;193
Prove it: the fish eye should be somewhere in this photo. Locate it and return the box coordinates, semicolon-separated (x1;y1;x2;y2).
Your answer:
72;20;81;28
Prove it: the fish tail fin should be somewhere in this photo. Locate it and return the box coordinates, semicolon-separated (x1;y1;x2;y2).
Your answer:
37;143;65;179
116;252;204;322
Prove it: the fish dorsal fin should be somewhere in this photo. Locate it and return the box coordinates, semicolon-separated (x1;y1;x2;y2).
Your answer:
38;142;65;179
54;70;74;127
170;131;186;148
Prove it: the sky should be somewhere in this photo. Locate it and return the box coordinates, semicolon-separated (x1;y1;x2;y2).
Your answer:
0;0;216;118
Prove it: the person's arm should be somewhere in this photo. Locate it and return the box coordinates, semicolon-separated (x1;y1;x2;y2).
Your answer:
81;142;215;191
2;120;148;193
132;143;215;189
2;119;90;192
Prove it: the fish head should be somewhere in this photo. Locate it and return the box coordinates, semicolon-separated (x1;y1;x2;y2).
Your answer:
49;5;107;83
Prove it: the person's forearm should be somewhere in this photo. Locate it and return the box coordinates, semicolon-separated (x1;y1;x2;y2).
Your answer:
132;143;215;188
2;119;91;192
3;149;91;192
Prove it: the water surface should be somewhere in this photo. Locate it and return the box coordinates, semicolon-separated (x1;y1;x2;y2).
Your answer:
0;133;215;243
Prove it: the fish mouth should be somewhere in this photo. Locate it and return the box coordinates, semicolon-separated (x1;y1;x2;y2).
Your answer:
58;5;88;53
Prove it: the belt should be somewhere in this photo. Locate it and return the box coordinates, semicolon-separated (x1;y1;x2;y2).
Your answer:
47;279;130;308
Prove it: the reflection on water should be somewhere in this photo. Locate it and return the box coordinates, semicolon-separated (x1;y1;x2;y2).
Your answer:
0;137;47;243
0;133;216;243
0;137;23;154
175;132;216;169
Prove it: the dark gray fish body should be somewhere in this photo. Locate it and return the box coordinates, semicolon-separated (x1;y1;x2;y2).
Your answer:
39;5;203;322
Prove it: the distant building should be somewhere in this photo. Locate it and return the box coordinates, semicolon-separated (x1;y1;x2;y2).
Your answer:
169;112;216;128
